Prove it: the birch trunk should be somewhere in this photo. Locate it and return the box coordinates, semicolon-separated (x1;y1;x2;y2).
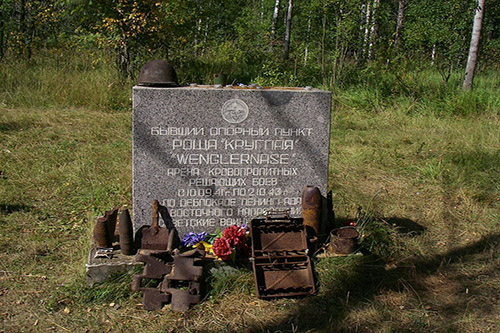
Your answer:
321;9;327;76
270;0;280;46
283;0;293;59
362;0;371;58
201;16;210;56
303;14;312;65
194;17;202;56
431;43;436;65
394;0;407;49
463;0;485;90
367;0;380;59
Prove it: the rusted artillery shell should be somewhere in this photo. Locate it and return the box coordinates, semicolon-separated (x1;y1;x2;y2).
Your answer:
93;216;110;248
138;60;178;87
119;208;135;255
93;208;119;248
104;208;119;245
330;227;359;255
302;186;322;237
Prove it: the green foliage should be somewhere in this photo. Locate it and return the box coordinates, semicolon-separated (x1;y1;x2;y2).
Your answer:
46;270;139;311
357;215;401;261
0;0;497;86
206;265;254;300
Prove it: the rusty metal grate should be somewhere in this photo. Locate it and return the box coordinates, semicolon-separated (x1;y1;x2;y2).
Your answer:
250;213;316;299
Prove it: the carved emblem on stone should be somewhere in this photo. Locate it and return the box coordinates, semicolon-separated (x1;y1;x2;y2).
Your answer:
221;99;249;123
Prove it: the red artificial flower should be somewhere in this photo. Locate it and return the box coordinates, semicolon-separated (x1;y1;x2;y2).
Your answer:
212;237;233;260
222;225;247;247
237;243;251;257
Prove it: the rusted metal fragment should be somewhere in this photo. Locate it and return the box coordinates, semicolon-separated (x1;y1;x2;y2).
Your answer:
302;186;322;238
134;251;173;280
141;289;171;311
138;60;178;87
132;250;174;310
330;227;359;255
93;207;119;248
250;213;316;299
164;250;203;282
135;200;172;251
250;215;308;257
159;250;203;312
118;208;135;255
253;256;315;298
132;249;204;311
163;283;201;312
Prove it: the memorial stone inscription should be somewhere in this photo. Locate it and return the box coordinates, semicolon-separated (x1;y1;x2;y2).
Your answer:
132;86;331;236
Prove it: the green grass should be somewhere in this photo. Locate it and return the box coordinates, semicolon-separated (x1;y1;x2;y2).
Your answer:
0;53;499;331
0;49;132;111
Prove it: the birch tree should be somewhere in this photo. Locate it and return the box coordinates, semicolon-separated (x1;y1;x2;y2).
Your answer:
463;0;485;90
367;0;380;59
283;0;293;59
270;0;280;47
394;0;407;49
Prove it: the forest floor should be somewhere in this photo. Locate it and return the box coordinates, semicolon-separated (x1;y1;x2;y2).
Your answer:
1;75;499;332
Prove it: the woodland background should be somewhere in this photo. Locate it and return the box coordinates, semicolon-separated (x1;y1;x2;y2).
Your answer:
0;1;499;332
0;0;498;88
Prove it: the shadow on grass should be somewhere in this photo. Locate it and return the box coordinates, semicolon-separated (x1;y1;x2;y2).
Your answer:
0;120;33;133
248;233;500;332
0;203;31;214
384;217;426;236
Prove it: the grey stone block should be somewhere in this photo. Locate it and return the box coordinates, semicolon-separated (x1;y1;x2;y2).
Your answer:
85;247;141;286
133;86;331;236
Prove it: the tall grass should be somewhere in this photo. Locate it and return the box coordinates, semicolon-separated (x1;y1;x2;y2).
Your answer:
0;49;131;111
334;68;500;117
1;50;498;117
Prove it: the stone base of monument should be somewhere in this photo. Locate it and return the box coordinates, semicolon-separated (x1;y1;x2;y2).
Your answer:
85;245;141;286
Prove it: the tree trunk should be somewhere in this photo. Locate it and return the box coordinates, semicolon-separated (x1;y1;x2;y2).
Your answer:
463;0;485;90
331;11;342;87
303;14;311;65
394;0;407;49
0;15;4;59
270;0;280;47
367;0;380;59
118;43;132;79
321;8;327;77
283;0;293;59
194;15;202;56
201;16;209;56
194;0;201;56
431;43;436;65
362;0;371;58
260;0;264;22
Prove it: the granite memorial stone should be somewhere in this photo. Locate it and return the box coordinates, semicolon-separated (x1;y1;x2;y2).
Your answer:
133;86;331;236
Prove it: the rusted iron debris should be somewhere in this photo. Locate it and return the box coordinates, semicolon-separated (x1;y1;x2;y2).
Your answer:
93;185;332;310
250;210;316;299
132;249;203;312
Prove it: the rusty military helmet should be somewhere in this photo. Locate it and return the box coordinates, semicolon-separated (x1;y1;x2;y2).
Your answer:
137;60;178;87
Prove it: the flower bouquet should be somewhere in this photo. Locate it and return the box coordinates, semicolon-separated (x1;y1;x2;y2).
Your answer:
180;225;250;263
